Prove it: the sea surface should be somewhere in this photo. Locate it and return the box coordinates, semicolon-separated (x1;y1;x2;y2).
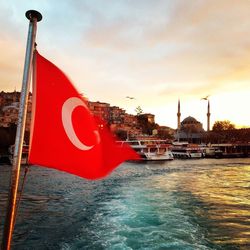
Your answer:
0;158;250;250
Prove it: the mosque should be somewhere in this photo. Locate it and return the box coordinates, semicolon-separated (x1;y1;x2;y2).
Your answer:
175;99;210;143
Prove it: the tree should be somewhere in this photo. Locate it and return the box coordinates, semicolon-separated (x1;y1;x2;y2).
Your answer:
0;123;17;153
114;129;128;140
157;129;174;140
135;106;143;115
212;120;235;131
137;115;158;135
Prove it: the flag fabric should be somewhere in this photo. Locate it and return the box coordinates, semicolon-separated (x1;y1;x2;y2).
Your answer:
29;51;139;180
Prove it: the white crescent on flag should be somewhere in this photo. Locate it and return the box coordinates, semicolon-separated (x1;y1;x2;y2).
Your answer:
61;97;100;150
29;52;139;179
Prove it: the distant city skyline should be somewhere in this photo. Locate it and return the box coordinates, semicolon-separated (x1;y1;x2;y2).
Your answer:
0;1;250;129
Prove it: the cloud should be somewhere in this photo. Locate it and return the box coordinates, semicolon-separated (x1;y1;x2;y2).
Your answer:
140;0;250;97
75;0;250;94
1;0;250;127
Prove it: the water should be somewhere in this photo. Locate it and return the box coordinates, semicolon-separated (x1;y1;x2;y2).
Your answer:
0;159;250;250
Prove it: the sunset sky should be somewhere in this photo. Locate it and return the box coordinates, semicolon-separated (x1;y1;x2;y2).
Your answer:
0;0;250;129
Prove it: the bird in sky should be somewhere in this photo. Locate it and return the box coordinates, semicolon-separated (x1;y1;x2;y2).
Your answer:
126;96;136;100
201;95;210;100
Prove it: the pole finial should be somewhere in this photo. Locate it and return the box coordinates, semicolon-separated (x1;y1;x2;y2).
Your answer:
25;10;42;22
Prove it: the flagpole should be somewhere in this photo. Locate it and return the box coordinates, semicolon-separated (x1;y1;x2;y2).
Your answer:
1;10;42;250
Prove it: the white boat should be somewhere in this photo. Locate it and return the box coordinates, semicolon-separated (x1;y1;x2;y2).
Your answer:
171;142;203;159
117;140;174;161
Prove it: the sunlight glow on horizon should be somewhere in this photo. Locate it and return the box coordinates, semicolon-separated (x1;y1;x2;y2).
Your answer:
0;0;250;129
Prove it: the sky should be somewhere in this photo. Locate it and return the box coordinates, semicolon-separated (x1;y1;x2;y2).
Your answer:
0;0;250;129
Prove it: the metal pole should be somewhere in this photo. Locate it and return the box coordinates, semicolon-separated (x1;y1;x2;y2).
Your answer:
1;10;42;250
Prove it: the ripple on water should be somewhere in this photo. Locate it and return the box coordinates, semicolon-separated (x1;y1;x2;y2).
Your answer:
0;159;250;249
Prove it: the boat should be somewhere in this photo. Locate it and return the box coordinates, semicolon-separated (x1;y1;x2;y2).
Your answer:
171;142;203;159
203;146;223;158
117;140;174;161
203;143;250;158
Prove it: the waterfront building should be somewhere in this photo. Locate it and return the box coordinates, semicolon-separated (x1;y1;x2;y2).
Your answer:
0;92;143;137
0;91;20;108
175;116;205;143
87;100;143;138
109;106;126;125
175;99;204;143
157;126;175;140
181;116;203;132
0;91;32;131
137;113;155;124
88;101;111;124
123;113;142;137
0;102;19;127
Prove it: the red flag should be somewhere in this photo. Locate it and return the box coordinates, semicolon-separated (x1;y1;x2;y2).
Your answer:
29;51;139;180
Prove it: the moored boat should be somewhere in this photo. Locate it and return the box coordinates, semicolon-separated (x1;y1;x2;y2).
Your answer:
117;140;174;161
203;143;250;158
171;142;203;159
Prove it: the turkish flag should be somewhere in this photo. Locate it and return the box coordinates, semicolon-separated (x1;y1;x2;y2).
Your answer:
29;51;139;180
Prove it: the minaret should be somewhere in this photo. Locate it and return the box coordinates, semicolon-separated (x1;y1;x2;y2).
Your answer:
177;99;181;130
207;100;210;131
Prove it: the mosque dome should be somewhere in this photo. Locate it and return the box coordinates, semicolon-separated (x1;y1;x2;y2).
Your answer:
181;116;198;125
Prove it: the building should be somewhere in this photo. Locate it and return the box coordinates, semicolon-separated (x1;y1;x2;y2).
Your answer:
0;91;20;108
175;116;205;143
157;126;175;140
0;91;32;131
87;100;143;138
138;113;155;124
109;106;126;125
0;91;150;139
88;101;111;124
175;100;205;143
181;116;203;132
